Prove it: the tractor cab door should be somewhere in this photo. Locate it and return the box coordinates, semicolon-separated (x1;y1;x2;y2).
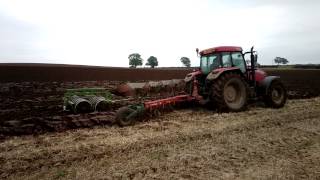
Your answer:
200;54;220;74
228;52;247;73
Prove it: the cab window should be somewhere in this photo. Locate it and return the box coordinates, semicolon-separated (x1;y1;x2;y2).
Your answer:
208;55;220;70
200;54;220;74
221;53;232;67
231;52;246;72
201;56;209;74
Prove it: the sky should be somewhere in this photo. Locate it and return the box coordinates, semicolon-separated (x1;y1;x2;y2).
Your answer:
0;0;319;67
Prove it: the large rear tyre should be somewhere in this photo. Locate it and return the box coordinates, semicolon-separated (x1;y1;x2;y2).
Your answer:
264;80;287;108
211;72;248;112
115;107;136;127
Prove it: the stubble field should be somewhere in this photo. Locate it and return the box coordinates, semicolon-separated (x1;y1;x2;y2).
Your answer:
1;97;320;179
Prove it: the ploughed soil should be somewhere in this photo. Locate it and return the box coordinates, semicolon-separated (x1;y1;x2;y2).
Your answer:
264;68;320;98
0;81;125;136
1;64;320;98
1;97;319;179
0;63;193;82
0;68;320;136
0;80;181;136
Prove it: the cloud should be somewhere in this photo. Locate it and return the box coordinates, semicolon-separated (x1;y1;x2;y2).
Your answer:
0;0;319;66
0;13;39;60
225;0;320;8
0;10;55;63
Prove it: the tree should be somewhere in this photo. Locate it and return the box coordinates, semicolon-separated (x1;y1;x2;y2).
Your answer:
180;57;191;67
128;53;143;68
145;56;158;68
274;57;289;65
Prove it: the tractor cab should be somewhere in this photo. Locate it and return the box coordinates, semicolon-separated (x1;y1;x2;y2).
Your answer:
198;46;247;74
197;46;262;87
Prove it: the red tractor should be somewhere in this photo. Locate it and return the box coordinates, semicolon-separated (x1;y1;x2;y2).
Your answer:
115;46;287;126
184;46;287;111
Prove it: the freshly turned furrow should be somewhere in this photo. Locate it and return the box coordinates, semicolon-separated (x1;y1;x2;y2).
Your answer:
0;81;122;136
0;86;144;136
0;74;319;137
0;111;117;136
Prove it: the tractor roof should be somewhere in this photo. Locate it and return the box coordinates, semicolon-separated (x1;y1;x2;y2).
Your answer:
200;46;242;56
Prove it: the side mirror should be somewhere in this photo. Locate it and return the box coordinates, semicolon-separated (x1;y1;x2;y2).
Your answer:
254;54;258;62
196;48;199;57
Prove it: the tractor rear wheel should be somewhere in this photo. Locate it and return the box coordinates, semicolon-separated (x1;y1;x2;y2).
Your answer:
211;72;248;112
264;80;287;108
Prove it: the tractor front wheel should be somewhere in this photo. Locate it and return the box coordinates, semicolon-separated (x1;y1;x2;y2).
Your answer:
264;80;287;108
211;73;248;112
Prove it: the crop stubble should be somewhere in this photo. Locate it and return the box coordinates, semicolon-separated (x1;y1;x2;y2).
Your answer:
0;97;319;179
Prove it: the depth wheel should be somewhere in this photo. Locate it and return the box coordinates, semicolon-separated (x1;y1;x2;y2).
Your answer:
264;80;287;108
211;72;248;112
115;107;135;127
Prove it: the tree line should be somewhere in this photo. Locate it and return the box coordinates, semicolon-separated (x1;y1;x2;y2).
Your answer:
128;53;290;68
128;53;191;68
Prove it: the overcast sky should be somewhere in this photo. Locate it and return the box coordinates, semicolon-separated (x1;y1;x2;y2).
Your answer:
0;0;319;67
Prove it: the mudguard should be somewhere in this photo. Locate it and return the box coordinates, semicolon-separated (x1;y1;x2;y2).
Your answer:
184;71;202;82
206;67;242;81
257;76;280;95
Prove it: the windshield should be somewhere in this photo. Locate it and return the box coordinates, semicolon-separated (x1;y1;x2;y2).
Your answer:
200;54;220;74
